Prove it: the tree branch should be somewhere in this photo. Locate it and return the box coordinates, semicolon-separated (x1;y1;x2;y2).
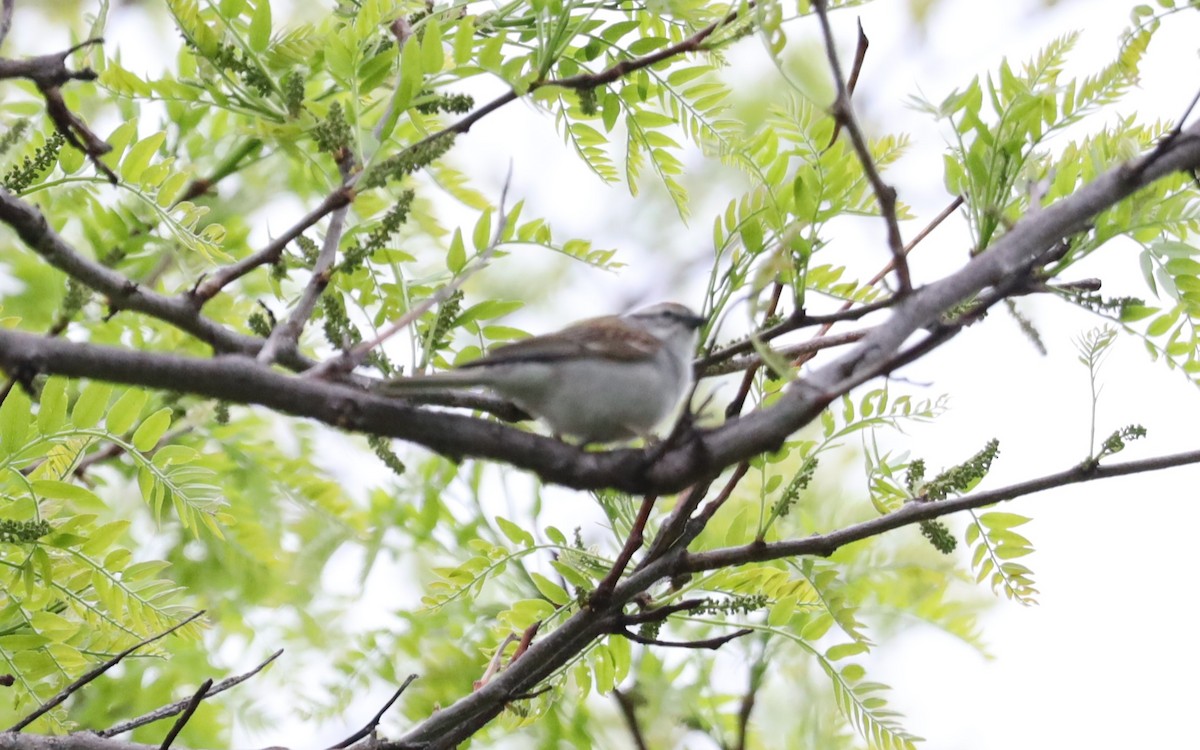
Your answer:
612;689;649;750
190;186;353;304
257;153;357;365
155;679;210;750
0;187;313;371
96;649;283;738
0;93;1197;500
0;39;115;182
330;674;419;750
616;626;752;650
0;0;13;50
813;2;909;293
4;611;204;732
685;447;1200;572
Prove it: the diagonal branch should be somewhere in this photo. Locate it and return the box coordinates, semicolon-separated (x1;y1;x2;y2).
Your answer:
616;626;752;650
96;648;283;738
0;0;13;51
257;153;357;365
329;674;419;750
813;2;910;293
5;611;205;733
0;38;115;182
156;679;210;750
685;447;1200;572
190;186;354;304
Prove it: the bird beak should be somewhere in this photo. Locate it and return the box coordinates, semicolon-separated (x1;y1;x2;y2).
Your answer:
683;311;706;330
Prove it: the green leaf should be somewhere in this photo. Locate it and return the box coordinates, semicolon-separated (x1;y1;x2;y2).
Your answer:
105;389;149;435
530;572;569;605
980;512;1030;530
0;386;32;453
827;642;869;661
472;209;493;252
768;594;797;627
421;18;444;74
495;515;534;546
452;17;474;65
120;132;166;183
132;407;173;451
447;228;466;272
33;479;106;511
393;35;424;115
37;376;69;434
80;520;131;556
71;381;112;429
249;0;272;52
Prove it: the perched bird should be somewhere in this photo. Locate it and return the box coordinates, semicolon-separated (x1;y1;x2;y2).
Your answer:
385;302;705;444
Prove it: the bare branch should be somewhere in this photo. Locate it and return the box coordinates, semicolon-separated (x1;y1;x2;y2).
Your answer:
0;39;115;182
156;679;210;750
5;611;205;732
329;674;419;750
258;153;357;365
685;447;1200;572
616;626;752;650
701;329;868;376
622;598;708;625
96;649;283;738
814;3;909;293
591;495;657;607
0;0;13;50
306;166;515;380
190;186;354;304
695;298;894;372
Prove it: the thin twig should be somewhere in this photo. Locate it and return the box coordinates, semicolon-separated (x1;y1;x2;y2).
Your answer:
825;18;869;149
734;655;767;750
157;678;211;750
813;2;910;293
0;38;115;181
5;611;205;732
327;674;419;750
257;153;357;365
191;187;353;303
793;195;963;367
616;626;752;650
685;447;1200;572
623;598;706;625
97;648;283;738
695;296;895;371
591;495;657;607
305;165;515;380
701;329;868;376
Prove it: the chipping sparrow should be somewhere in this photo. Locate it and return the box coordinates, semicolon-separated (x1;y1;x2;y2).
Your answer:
385;302;705;444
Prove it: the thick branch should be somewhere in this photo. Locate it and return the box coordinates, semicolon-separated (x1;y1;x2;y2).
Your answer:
0;187;312;371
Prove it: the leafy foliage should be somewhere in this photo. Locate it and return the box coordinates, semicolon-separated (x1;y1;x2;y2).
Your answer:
0;0;1197;748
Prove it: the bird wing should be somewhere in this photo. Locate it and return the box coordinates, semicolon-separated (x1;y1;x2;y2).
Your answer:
460;315;659;367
